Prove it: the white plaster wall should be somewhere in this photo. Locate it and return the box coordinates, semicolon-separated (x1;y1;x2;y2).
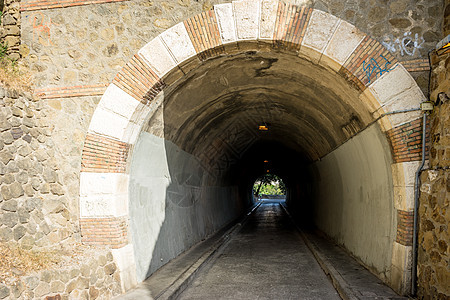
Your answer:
310;124;395;281
129;132;242;282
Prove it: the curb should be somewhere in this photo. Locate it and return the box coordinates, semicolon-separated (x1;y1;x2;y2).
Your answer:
157;202;262;299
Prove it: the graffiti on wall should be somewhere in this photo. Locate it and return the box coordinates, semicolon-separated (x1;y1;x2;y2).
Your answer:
382;32;425;56
362;55;397;83
29;12;58;46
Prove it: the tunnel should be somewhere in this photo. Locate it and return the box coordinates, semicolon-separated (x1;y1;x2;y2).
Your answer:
80;5;426;295
127;48;395;284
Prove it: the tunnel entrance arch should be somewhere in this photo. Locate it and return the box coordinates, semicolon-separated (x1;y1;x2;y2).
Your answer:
79;0;426;295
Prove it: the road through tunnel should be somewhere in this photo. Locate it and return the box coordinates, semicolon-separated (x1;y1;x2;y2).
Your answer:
81;3;427;295
129;50;394;287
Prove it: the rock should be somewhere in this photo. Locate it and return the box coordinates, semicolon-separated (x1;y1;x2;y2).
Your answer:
41;270;52;283
98;255;107;266
18;207;30;223
80;264;90;277
16;171;29;184
2;199;17;212
50;183;65;196
24;197;42;212
24;183;35;197
104;263;117;275
0;150;13;164
9;182;24;198
43;199;65;214
24;276;40;290
43;169;57;183
50;280;65;293
89;286;99;299
17;145;31;157
1;186;12;201
0;227;13;242
2;14;16;26
20;235;35;249
34;282;51;297
69;269;80;279
0;284;10;299
11;280;24;298
13;225;27;240
65;279;77;293
2;212;18;228
2;173;14;184
389;18;412;28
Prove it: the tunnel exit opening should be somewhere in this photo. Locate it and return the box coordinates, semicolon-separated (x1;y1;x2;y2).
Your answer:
252;173;287;202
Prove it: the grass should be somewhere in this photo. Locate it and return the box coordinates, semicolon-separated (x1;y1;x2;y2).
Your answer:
0;42;33;92
0;243;62;285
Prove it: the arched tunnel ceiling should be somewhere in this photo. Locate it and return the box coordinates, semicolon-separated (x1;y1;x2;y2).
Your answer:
143;50;374;172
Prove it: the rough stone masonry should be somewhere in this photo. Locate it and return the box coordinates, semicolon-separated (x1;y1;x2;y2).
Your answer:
0;0;448;299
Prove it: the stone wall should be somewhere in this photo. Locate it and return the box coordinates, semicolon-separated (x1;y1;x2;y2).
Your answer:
0;247;121;299
417;19;450;299
1;0;21;60
0;86;81;250
19;0;443;91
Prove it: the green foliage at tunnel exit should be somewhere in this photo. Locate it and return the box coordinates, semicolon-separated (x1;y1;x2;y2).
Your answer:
253;174;286;196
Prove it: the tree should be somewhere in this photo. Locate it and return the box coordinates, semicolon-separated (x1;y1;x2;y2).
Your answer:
253;174;286;196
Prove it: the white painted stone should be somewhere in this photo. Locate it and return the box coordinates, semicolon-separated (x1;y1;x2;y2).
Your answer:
80;173;129;217
80;194;128;217
381;87;424;127
160;22;197;64
390;241;412;294
369;65;419;105
399;161;421;187
80;172;129;196
323;20;365;66
214;3;237;44
112;244;138;291
259;0;278;40
88;107;129;141
233;0;261;40
138;37;177;78
302;9;340;53
124;123;142;146
99;84;140;120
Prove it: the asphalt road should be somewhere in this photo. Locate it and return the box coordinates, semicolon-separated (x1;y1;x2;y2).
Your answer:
177;201;341;300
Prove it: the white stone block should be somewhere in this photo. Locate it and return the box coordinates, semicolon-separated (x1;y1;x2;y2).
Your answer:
99;84;140;120
302;9;340;53
323;20;365;66
399;161;421;187
214;3;237;44
259;0;278;40
233;0;261;40
123;122;142;146
88;107;129;141
112;244;138;291
160;22;197;64
138;37;177;78
80;173;129;217
369;65;419;105
381;87;424;127
80;172;129;196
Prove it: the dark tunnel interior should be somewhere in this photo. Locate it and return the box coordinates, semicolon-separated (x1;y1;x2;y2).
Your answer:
128;49;396;283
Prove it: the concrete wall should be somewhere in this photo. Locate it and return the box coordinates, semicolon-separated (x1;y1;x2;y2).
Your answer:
129;131;243;282
309;124;395;282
